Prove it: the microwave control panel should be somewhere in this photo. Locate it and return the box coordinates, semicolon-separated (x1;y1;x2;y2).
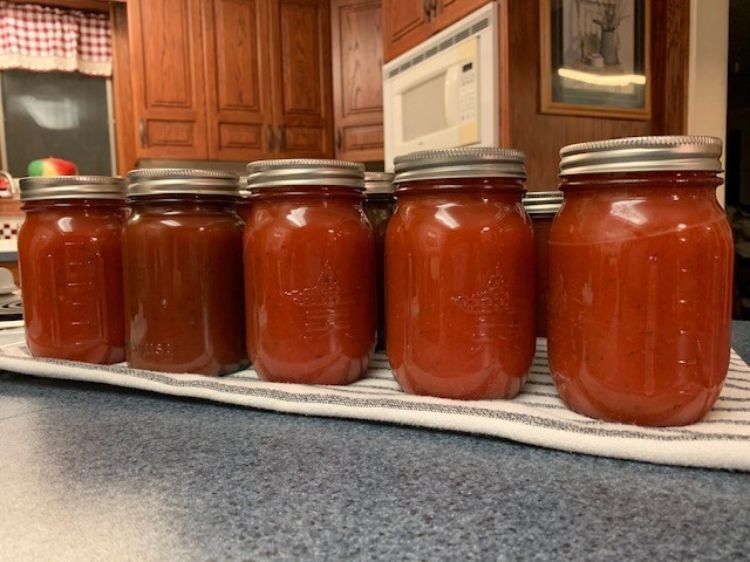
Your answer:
459;61;477;123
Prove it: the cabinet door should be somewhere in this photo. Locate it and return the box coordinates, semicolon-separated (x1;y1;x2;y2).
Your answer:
382;0;431;62
203;0;273;161
268;0;334;158
331;0;384;162
434;0;490;31
128;0;208;159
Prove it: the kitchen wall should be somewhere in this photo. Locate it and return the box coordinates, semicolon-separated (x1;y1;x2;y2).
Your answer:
505;0;691;190
687;0;729;205
4;0;704;189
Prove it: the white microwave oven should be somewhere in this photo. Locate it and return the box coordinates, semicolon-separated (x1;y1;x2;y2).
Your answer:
382;2;499;171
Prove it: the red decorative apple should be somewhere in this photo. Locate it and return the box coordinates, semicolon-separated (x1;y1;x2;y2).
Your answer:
27;157;78;177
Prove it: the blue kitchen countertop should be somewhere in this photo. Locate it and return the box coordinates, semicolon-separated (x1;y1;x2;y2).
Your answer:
1;325;749;560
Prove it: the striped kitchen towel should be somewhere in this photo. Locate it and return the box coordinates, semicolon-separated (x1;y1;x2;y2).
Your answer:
0;328;749;471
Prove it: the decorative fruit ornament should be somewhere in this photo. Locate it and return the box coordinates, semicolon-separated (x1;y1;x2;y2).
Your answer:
27;157;78;177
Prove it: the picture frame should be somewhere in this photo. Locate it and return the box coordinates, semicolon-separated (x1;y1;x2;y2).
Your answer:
539;0;651;120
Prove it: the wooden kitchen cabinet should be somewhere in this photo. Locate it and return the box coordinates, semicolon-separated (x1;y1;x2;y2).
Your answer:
122;0;332;163
434;0;491;31
128;0;209;160
382;0;431;63
331;0;384;162
267;0;333;158
382;0;491;62
202;0;273;161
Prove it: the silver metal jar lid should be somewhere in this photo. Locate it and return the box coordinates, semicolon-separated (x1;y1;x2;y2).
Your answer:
238;176;251;199
20;176;125;201
559;136;723;176
523;190;563;215
393;147;527;183
247;159;365;189
364;172;394;195
127;169;240;197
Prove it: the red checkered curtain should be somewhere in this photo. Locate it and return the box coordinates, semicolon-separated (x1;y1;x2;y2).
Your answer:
0;2;111;77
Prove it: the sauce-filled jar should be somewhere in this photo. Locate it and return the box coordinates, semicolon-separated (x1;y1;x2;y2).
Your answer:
523;191;563;338
18;176;126;364
124;169;246;376
387;147;536;400
237;179;252;223
549;136;734;426
363;172;395;350
245;159;376;384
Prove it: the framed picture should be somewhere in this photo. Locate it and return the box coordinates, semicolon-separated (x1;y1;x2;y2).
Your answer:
540;0;651;120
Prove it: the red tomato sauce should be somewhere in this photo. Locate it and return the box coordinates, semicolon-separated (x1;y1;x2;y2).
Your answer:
363;173;395;351
245;179;376;385
386;177;536;400
19;193;126;364
124;170;246;376
524;191;562;338
531;217;552;338
237;194;252;224
549;171;733;425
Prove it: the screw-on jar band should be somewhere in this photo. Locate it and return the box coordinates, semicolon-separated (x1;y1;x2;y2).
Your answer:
364;172;394;195
20;176;125;201
394;147;527;183
127;169;240;197
559;136;723;176
523;190;563;215
247;159;365;189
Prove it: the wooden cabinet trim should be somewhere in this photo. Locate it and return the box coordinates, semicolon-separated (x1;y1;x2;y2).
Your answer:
382;0;431;62
118;0;335;162
433;0;490;32
269;0;334;158
127;0;209;159
111;2;136;175
202;0;271;160
331;0;384;161
20;0;115;13
382;0;491;62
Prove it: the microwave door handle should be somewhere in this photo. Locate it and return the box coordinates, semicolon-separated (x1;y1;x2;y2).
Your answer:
443;65;461;128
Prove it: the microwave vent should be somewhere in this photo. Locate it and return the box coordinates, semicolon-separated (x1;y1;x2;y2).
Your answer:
386;15;491;79
471;18;489;34
455;29;470;42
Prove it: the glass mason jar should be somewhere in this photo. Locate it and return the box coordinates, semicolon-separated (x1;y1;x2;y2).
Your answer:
363;172;395;351
549;136;734;426
245;159;376;384
237;180;252;223
124;169;247;376
18;176;126;364
387;147;536;400
523;191;563;338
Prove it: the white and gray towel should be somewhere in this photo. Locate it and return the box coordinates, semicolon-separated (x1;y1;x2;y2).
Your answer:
1;328;748;471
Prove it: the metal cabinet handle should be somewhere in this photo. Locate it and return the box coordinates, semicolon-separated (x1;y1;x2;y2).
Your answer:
139;118;148;148
423;0;431;20
432;0;440;18
277;126;286;152
266;124;274;152
335;128;342;153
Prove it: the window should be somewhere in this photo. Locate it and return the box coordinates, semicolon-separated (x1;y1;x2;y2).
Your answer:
0;70;114;177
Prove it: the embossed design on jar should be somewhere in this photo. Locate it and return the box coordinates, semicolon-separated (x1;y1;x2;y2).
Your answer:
50;241;106;342
451;262;512;342
130;341;189;358
284;261;355;338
